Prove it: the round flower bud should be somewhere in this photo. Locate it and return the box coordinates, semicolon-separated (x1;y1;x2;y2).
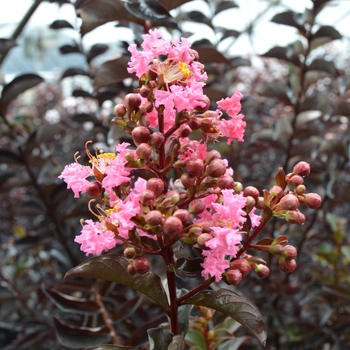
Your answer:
186;158;204;177
304;193;322;209
197;233;212;249
268;244;284;255
127;263;137;275
136;143;152;159
243;186;260;199
269;186;284;199
114;104;126;117
244;196;256;212
255;196;265;210
131;126;151;146
285;210;306;225
279;257;297;273
194;95;210;113
178;125;192;138
140;101;154;114
149;132;165;149
289;175;304;186
217;175;234;189
124;93;141;112
145;210;163;226
181;173;196;188
147;178;164;197
134;257;151;274
189;199;205;215
230;259;251;277
163;216;183;236
255;264;270;279
234;182;243;193
139;85;150;98
124;247;136;259
293;161;311;177
226;269;243;285
188;117;201;130
86;182;102;199
206;159;226;178
140;190;155;206
282;245;297;260
278;194;299;211
173;209;190;225
165;190;180;204
205;150;221;163
296;185;306;195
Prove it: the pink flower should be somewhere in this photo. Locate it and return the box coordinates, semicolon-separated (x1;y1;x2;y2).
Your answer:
58;163;91;198
201;252;230;282
249;209;261;228
217;91;243;116
75;219;117;255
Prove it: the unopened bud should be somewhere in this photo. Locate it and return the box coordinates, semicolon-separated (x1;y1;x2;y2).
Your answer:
230;259;251;277
136;143;152;159
86;182;102;199
279;257;297;273
188;117;201;130
165;190;180;204
189;199;205;215
293;161;310;177
197;233;212;249
124;93;141;112
181;173;196;188
304;193;322;209
147;178;164;197
282;245;297;260
139;85;150;98
206;159;226;178
124;247;136;259
268;244;284;255
186;158;204;177
226;269;243;285
140;190;155;206
173;209;190;225
194;95;210;113
145;210;163;226
163;216;183;236
217;175;234;189
255;264;270;278
149;132;165;149
205;150;222;163
285;210;306;225
178;125;192;138
114;104;127;117
289;175;304;186
278;194;299;211
234;182;243;193
127;263;137;275
134;257;151;274
243;186;260;199
269;186;284;199
244;196;256;212
296;185;306;195
255;196;265;210
131;126;150;146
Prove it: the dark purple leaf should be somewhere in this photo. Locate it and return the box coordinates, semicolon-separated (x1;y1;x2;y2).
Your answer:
72;113;99;123
307;58;338;77
183;289;267;346
255;238;274;246
214;0;238;16
0;38;17;54
77;0;139;36
230;56;250;68
87;345;139;349
87;44;109;63
0;74;44;114
203;87;227;102
42;284;100;314
72;89;94;98
271;11;306;34
333;102;350;117
192;45;231;65
0;149;23;164
53;316;111;348
59;44;82;54
49;19;74;29
147;327;173;349
175;257;203;279
256;82;291;103
129;168;158;180
219;29;241;42
61;68;90;79
187;11;213;28
261;46;301;66
65;254;170;312
125;0;174;23
93;56;131;91
158;0;193;11
17;199;46;216
299;94;332;114
312;25;341;41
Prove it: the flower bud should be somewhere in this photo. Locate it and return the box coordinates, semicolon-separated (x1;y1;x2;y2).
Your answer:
140;101;154;114
206;159;226;178
293;161;310;177
234;182;243;193
131;126;151;146
189;199;205;215
139;85;150;98
217;175;234;189
163;216;183;236
134;257;151;274
255;196;265;209
194;95;210;113
127;263;137;275
186;158;204;177
145;210;163;226
278;194;299;211
226;269;243;285
285;210;306;225
149;132;165;149
140;190;155;206
114;104;126;117
279;257;297;273
255;264;270;278
124;93;141;112
282;245;297;260
296;185;306;195
178;125;192;138
188;117;201;130
244;196;256;212
269;186;284;199
230;259;251;277
268;244;284;255
173;209;190;225
205;150;221;163
181;173;196;188
243;186;260;199
304;193;322;209
289;175;304;186
86;182;102;199
124;247;136;259
197;233;212;249
147;178;164;197
136;143;152;159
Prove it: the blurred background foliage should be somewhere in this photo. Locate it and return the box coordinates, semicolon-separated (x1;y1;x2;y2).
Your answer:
1;0;350;349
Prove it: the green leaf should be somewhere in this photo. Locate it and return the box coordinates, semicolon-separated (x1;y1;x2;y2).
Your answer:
185;328;206;350
65;254;170;312
147;327;173;350
0;73;44;114
183;289;267;346
93;56;131;91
